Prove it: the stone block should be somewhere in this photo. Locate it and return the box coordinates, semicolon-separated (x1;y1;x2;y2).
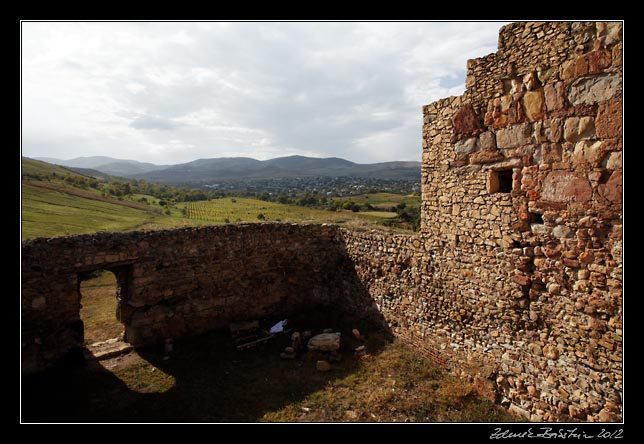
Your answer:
595;99;622;139
308;332;341;351
544;81;565;112
587;50;612;73
523;90;545;121
604;152;621;170
454;137;477;154
573;140;603;165
597;171;622;204
316;360;331;371
470;150;504;165
496;123;533;149
477;131;497;150
563;117;596;142
534;143;563;164
568;74;621;106
541;171;592;203
452;105;481;137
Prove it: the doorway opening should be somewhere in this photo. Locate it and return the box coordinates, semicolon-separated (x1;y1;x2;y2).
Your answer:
79;269;124;345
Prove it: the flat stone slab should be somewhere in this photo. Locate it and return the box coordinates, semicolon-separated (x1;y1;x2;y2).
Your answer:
85;338;133;361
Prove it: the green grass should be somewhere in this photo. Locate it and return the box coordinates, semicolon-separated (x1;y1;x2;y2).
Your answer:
80;271;123;344
333;193;421;211
128;194;162;205
21;158;419;240
21;182;413;240
362;211;398;218
180;197;394;224
20;181;188;240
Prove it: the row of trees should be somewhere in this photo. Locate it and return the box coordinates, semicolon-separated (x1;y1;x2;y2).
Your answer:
252;190;420;231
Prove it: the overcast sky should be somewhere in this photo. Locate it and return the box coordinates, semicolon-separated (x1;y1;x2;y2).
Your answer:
21;21;505;165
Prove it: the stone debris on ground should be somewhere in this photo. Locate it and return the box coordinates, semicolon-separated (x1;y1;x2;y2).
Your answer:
85;338;133;361
280;346;296;360
345;410;359;419
316;360;331;372
291;331;302;351
307;332;341;351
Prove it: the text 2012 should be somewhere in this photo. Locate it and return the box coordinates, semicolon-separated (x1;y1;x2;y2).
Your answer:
490;427;623;439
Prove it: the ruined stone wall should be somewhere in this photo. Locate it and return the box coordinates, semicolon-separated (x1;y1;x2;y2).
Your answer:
21;224;348;375
417;21;622;421
338;229;446;366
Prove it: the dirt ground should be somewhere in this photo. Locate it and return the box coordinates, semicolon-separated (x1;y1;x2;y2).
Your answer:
21;306;515;423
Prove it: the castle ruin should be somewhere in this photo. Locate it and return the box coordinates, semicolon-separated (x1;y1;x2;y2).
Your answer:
21;21;622;422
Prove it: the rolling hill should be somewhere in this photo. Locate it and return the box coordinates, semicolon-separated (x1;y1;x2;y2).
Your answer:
34;156;168;177
36;154;421;185
134;155;421;184
22;157;97;179
21;157;185;239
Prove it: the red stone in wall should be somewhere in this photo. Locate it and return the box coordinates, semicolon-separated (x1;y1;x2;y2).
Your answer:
596;99;622;139
541;171;593;203
451;105;481;138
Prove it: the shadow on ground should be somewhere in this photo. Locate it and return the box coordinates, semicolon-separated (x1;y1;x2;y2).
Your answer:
22;306;393;423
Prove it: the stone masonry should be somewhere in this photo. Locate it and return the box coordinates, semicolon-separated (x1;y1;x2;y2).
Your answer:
21;224;351;375
418;21;622;421
21;22;622;422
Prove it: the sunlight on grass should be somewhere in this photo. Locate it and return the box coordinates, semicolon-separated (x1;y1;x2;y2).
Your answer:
111;362;177;394
260;340;515;423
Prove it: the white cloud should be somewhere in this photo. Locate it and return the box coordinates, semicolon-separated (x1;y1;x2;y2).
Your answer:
21;21;505;164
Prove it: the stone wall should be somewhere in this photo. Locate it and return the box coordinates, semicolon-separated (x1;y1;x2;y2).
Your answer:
418;21;622;421
21;224;352;375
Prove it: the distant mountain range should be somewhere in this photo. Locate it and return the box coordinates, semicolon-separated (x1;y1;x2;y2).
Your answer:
35;155;421;184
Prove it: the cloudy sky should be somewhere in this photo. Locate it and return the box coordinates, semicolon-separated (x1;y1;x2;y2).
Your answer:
21;21;505;165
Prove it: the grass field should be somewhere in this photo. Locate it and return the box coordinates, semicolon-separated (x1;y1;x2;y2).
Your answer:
21;183;405;240
21;181;186;240
333;192;421;211
180;197;397;225
22;182;153;239
21;157;418;240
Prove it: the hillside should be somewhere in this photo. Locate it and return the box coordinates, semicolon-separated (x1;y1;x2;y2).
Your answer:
22;181;162;239
22;157;96;180
21;157;419;240
34;156;168;177
21;157;189;239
